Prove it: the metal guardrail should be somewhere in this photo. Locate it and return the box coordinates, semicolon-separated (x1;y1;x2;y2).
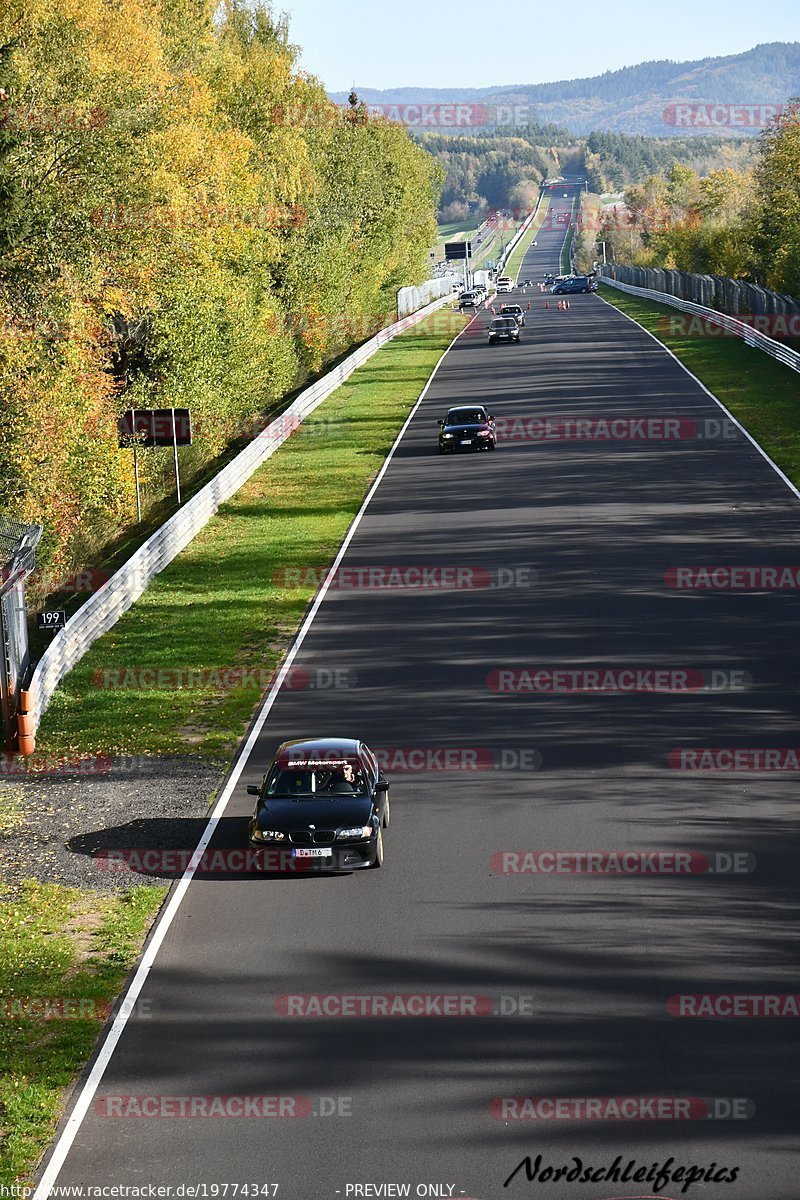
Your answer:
500;191;545;278
26;294;454;731
600;274;800;375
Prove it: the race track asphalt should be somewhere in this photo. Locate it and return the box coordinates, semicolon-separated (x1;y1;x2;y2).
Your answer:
42;184;800;1200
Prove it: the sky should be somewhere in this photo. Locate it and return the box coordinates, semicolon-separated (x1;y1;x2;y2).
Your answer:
282;0;799;93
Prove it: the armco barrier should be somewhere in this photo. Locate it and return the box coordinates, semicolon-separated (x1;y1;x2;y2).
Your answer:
25;293;455;732
599;273;800;376
501;190;545;280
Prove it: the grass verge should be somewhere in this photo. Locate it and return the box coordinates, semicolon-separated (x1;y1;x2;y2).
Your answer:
34;309;469;762
436;220;476;243
599;284;800;483
504;196;550;282
0;881;166;1184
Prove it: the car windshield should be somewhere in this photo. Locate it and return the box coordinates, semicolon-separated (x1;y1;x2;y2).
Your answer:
491;320;516;329
501;307;520;314
265;760;367;798
446;410;486;425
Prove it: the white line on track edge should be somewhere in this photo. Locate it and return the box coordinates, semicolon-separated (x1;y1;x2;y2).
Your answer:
33;317;469;1199
597;290;800;504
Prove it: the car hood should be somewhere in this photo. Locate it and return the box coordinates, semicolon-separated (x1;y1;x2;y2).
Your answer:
257;796;373;831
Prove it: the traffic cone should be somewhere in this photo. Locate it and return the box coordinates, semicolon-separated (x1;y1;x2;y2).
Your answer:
545;300;549;309
566;300;570;310
527;301;531;310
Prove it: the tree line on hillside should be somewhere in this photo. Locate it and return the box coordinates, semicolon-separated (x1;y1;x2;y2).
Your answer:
576;103;800;297
0;0;441;592
421;132;560;217
584;130;756;192
424;123;758;221
506;44;800;105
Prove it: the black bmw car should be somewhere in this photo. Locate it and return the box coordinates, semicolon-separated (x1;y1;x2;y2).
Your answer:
437;405;496;453
247;737;389;871
488;317;520;344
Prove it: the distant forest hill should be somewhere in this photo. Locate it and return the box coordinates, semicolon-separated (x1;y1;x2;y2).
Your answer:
330;42;800;137
425;127;758;217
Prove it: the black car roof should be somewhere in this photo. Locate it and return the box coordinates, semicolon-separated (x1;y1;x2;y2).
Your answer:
275;737;361;765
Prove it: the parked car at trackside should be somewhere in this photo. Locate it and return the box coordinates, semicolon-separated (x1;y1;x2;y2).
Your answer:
550;276;598;295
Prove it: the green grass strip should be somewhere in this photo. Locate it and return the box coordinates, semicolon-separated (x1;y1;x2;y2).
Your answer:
435;220;477;244
599;284;800;483
0;881;166;1185
504;196;551;282
34;310;468;761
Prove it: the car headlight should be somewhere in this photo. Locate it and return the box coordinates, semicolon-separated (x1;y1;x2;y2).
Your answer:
442;433;454;439
478;429;492;437
336;825;373;839
252;828;285;841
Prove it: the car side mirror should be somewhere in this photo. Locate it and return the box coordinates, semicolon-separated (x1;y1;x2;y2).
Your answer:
437;419;444;427
375;779;389;793
246;784;260;796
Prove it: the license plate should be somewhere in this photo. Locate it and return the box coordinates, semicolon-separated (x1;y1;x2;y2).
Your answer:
460;439;472;445
292;847;334;858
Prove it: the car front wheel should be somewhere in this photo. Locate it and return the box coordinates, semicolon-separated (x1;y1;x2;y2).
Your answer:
370;826;384;868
